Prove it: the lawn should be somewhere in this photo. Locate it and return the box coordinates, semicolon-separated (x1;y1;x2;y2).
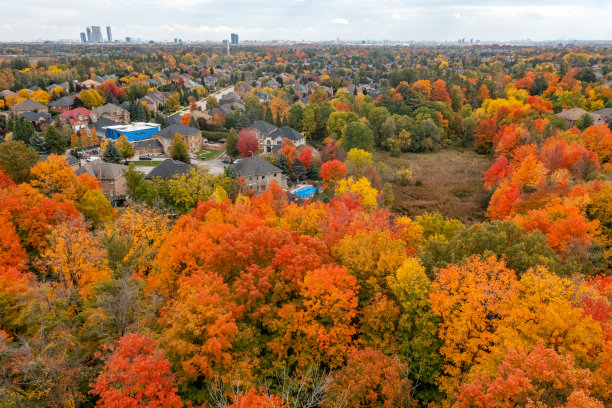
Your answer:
132;160;163;166
375;148;492;224
198;149;224;160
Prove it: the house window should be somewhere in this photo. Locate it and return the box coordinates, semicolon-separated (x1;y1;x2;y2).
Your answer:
109;190;115;197
109;180;115;185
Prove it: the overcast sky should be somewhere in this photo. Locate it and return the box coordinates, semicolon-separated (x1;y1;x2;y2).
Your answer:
3;0;611;42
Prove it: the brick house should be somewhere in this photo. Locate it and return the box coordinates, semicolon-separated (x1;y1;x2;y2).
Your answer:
134;138;164;155
92;103;130;123
48;96;76;113
234;156;287;193
152;124;203;154
59;107;92;130
75;161;128;203
12;100;48;116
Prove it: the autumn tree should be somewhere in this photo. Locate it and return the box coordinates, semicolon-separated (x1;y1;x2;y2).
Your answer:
237;128;259;157
0;140;40;183
170;134;190;163
320;160;346;191
226;128;239;158
90;333;183;408
115;135;135;159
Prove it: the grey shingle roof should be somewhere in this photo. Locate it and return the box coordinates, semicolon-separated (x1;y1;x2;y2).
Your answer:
13;100;47;111
267;126;304;142
134;139;163;149
49;95;75;107
144;159;196;180
75;162;127;180
152;124;201;140
234;156;282;177
250;120;277;135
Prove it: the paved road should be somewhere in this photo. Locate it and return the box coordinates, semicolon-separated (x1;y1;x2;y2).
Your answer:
192;151;229;176
175;86;235;115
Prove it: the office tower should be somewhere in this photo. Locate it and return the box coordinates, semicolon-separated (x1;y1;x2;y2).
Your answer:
125;37;132;43
222;39;229;45
92;26;103;43
231;33;239;45
86;27;92;42
80;32;87;43
106;26;112;43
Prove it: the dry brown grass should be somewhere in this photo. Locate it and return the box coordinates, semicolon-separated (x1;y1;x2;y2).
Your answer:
375;149;492;224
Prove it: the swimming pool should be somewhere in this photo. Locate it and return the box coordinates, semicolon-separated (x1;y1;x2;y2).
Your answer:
293;185;317;198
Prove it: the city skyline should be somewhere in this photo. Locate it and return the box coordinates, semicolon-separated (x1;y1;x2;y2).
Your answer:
1;0;611;43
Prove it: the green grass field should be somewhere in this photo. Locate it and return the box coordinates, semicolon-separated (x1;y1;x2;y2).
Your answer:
132;160;163;166
198;149;224;160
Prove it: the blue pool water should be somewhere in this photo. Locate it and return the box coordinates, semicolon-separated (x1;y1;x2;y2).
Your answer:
293;186;317;198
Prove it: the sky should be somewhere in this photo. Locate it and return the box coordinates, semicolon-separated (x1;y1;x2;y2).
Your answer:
2;0;612;43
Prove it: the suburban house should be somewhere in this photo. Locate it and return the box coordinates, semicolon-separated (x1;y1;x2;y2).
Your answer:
103;122;161;142
92;103;130;123
152;124;203;154
141;91;171;112
59;107;92;130
48;95;76;112
556;108;606;128
593;108;612;124
234;156;287;193
12;100;48;116
134;139;164;156
18;111;53;129
249;120;278;148
75;161;128;204
264;126;306;153
144;159;196;180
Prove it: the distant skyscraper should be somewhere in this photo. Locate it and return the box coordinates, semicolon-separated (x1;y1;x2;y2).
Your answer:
125;37;132;43
106;26;112;43
231;33;239;45
86;27;92;42
80;32;87;43
91;26;103;43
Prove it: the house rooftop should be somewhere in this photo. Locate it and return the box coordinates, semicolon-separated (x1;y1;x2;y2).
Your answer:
234;156;282;177
102;122;160;132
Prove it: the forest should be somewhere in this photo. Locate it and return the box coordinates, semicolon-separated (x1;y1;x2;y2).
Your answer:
0;43;611;407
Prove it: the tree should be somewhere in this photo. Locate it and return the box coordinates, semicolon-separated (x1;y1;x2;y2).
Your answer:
206;95;219;109
325;348;409;408
115;135;135;160
237;128;259;157
0;140;40;183
78;89;105;109
342;121;374;152
576;113;594;131
77;189;114;227
44;125;66;155
90;333;183;408
346;148;373;177
12;116;36;143
367;106;390;145
29;132;47;154
320;160;346;190
103;141;122;164
170;134;190;163
226;128;239;158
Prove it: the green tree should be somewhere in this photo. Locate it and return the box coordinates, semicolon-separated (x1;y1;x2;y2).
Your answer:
44;125;66;155
226;128;239;158
13;116;36;143
103;141;122;164
342;121;374;152
367;106;390;146
115;135;135;160
575;113;594;131
0;140;40;183
170;134;190;163
29;133;48;155
288;103;304;131
206;96;219;109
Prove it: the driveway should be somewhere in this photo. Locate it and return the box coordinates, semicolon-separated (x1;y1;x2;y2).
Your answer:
175;86;235;115
192;150;230;176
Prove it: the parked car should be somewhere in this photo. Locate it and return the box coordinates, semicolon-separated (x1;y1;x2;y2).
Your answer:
86;156;101;162
139;155;152;160
222;157;233;164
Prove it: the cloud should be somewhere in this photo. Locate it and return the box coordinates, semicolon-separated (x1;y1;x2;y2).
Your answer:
331;18;348;25
392;14;400;20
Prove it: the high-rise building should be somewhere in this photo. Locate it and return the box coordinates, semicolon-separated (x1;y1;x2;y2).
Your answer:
91;26;103;43
80;32;87;43
125;37;132;43
231;33;239;45
86;27;92;42
106;26;112;43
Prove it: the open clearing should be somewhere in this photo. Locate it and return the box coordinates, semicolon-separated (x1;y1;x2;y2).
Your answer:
375;149;492;224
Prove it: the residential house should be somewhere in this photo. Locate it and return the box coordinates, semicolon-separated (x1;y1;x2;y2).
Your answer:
264;126;306;153
80;79;100;89
593;108;612;124
144;159;196;180
256;91;274;103
48;95;76;113
59;107;92;130
134;138;164;156
152;124;202;154
234;156;287;193
220;91;240;105
12;100;48;116
556;108;606;128
18;111;53;130
249;120;277;148
92;103;130;123
141;91;171;112
75;161;128;203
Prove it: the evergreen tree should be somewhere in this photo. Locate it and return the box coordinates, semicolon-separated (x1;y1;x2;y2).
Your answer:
154;112;170;129
44;125;66;155
275;153;289;173
103;140;122;163
69;80;75;94
288;103;304;131
307;163;320;180
264;105;274;124
13;117;37;143
188;116;200;130
292;158;306;181
29;133;48;154
226;128;239;158
224;164;239;179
